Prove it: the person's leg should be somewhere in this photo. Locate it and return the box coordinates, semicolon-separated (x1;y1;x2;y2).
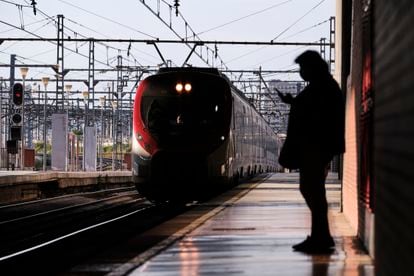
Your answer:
307;163;332;242
294;159;334;252
292;164;316;250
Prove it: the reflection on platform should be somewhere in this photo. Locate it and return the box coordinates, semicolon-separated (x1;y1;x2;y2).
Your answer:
131;174;374;276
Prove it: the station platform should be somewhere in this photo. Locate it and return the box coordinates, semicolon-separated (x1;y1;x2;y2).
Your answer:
0;170;133;205
111;173;374;276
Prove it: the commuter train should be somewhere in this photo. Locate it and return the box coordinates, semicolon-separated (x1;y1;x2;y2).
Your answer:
132;67;278;202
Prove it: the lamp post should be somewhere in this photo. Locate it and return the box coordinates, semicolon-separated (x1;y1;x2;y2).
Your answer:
82;91;89;171
111;100;117;171
26;84;34;149
31;83;38;140
64;84;72;171
42;77;49;171
19;67;28;169
99;96;106;171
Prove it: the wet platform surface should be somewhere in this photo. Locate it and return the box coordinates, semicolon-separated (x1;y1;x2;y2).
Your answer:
126;173;374;276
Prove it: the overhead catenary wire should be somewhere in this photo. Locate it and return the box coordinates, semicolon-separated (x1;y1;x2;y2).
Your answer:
0;1;119;69
194;0;293;37
0;0;31;8
8;1;148;70
252;20;330;67
0;37;331;46
0;14;51;34
278;19;330;40
31;0;160;66
61;19;146;66
21;0;134;63
225;0;328;66
0;0;314;135
1;18;55;52
0;1;332;80
63;17;154;65
57;0;158;39
139;0;231;70
251;44;311;68
0;19;116;68
271;0;327;42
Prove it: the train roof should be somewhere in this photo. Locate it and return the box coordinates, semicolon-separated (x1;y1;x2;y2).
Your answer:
157;67;220;75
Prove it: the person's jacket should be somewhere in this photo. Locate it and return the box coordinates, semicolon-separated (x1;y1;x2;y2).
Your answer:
285;75;345;166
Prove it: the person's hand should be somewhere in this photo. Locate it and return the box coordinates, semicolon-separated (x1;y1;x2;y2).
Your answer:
275;88;293;104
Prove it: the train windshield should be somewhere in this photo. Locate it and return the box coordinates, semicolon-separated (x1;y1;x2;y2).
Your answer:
140;71;232;150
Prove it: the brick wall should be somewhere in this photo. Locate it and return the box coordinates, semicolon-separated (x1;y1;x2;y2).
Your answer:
341;0;377;255
342;83;358;233
341;0;362;237
374;1;414;275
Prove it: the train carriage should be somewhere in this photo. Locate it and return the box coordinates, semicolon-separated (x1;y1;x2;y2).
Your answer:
132;67;277;202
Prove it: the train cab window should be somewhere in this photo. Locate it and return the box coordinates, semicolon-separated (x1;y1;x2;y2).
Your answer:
140;72;232;149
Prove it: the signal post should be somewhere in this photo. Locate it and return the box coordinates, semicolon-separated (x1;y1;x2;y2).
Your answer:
7;82;24;169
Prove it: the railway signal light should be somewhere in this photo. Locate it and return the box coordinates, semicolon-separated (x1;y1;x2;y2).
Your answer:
11;113;22;125
12;83;24;106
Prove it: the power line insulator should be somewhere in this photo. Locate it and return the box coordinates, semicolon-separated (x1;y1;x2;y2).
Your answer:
174;0;180;16
31;0;37;15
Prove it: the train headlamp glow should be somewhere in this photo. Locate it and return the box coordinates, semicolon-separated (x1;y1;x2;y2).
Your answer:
175;82;192;94
184;83;192;92
175;83;184;93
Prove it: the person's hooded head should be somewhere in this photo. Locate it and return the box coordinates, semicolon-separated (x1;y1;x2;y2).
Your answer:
295;50;330;82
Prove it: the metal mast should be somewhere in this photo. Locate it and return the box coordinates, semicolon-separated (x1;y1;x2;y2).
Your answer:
55;14;65;111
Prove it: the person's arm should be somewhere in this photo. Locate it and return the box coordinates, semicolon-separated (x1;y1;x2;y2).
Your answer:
275;88;294;104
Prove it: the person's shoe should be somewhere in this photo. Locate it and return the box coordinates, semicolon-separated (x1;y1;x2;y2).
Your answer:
293;236;335;254
317;236;335;248
292;236;313;251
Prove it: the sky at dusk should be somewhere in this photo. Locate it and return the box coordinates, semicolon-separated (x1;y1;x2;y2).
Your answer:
0;0;335;93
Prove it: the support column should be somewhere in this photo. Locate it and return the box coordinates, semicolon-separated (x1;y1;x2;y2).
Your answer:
51;15;68;171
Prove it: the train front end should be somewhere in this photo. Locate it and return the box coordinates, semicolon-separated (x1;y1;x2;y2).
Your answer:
132;68;232;202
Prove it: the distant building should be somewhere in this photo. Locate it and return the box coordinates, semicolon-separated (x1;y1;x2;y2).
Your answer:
264;80;305;134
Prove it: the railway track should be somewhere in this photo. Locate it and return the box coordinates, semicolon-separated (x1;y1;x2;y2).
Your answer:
0;188;190;274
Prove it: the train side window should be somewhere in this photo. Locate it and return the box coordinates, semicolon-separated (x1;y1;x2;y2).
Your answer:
232;97;235;130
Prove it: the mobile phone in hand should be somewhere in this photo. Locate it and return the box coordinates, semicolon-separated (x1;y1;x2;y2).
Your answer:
274;88;284;97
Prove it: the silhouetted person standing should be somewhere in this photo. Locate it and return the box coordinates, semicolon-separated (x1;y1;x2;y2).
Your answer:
278;50;345;253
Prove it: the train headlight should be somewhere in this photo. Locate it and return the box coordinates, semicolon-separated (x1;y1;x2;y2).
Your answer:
175;83;184;93
132;132;151;158
184;83;192;93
